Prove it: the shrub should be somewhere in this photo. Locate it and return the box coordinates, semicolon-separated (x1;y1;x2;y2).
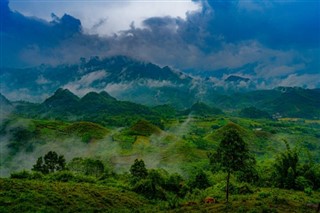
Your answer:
10;170;32;179
258;192;271;199
10;171;43;180
295;176;312;191
46;171;96;183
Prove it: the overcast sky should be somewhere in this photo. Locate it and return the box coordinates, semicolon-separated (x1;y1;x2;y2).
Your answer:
9;0;200;35
1;0;320;88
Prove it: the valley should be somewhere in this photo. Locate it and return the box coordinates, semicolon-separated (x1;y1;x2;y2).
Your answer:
0;88;319;212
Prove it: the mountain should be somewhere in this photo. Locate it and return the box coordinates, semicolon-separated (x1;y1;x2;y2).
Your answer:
184;102;223;116
80;55;192;84
225;75;250;83
239;107;272;119
43;88;80;113
0;56;196;106
0;93;12;107
0;93;13;116
210;87;320;119
1;56;320;118
266;87;320;118
15;89;158;126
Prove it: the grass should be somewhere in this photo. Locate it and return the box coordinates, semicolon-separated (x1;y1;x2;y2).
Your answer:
1;178;319;212
0;178;147;213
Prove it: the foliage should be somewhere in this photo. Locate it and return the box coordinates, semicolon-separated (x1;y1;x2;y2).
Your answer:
129;119;161;136
10;170;43;180
184;102;223;116
67;157;105;178
274;141;320;190
239;106;272;119
274;141;299;189
130;159;148;182
32;151;66;174
132;169;167;200
0;178;147;213
209;128;255;202
189;170;211;190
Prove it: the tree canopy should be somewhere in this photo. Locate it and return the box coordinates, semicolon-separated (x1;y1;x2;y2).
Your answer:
32;151;66;174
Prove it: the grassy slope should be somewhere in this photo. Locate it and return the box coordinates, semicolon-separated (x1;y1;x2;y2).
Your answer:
172;188;320;213
0;178;147;213
1;178;319;212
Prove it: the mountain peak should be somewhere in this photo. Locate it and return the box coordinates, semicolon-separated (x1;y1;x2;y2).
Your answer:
43;88;79;108
99;91;117;101
0;93;11;106
225;75;250;82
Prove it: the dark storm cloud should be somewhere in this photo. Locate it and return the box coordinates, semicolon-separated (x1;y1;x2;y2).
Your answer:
206;0;320;48
0;0;319;88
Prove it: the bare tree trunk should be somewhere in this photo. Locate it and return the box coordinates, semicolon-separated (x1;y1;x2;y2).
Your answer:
226;171;230;203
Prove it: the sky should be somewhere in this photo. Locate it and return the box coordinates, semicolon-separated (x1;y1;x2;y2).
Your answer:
1;0;320;88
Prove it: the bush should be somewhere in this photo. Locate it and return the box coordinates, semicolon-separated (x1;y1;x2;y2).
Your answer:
10;170;32;179
67;157;105;178
132;178;166;200
228;183;254;195
10;170;43;180
304;187;312;196
295;176;312;191
189;170;211;190
46;171;96;183
258;192;271;199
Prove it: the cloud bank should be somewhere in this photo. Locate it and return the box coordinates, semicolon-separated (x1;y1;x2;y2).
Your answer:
1;0;319;88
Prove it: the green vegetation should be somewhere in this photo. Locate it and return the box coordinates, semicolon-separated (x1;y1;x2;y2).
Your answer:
209;129;255;202
1;89;320;212
239;106;271;119
32;151;66;174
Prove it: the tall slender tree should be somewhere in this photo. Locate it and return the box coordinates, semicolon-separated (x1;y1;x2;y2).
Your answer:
209;129;253;202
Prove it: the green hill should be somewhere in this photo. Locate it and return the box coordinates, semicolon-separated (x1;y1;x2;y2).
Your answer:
0;178;147;213
209;87;320;119
129;119;162;136
239;107;271;119
43;88;80;113
15;89;157;125
64;121;109;143
185;102;223;116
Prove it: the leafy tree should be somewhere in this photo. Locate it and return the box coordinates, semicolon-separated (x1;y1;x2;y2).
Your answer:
67;157;105;178
164;173;184;196
274;141;299;189
208;129;253;202
32;151;66;174
130;159;148;181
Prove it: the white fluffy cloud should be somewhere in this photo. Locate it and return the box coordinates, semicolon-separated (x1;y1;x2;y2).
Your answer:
9;0;200;35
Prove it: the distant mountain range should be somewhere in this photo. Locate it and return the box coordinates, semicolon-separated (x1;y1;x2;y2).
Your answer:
0;55;257;107
1;84;319;121
1;55;319;119
0;56;195;106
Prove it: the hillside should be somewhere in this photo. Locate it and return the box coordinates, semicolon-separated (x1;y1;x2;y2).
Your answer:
209;87;320;119
0;178;147;213
185;102;223;116
1;174;320;213
0;56;196;106
15;89;158;126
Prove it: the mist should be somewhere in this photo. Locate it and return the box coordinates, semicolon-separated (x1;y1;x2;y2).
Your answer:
0;115;197;177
